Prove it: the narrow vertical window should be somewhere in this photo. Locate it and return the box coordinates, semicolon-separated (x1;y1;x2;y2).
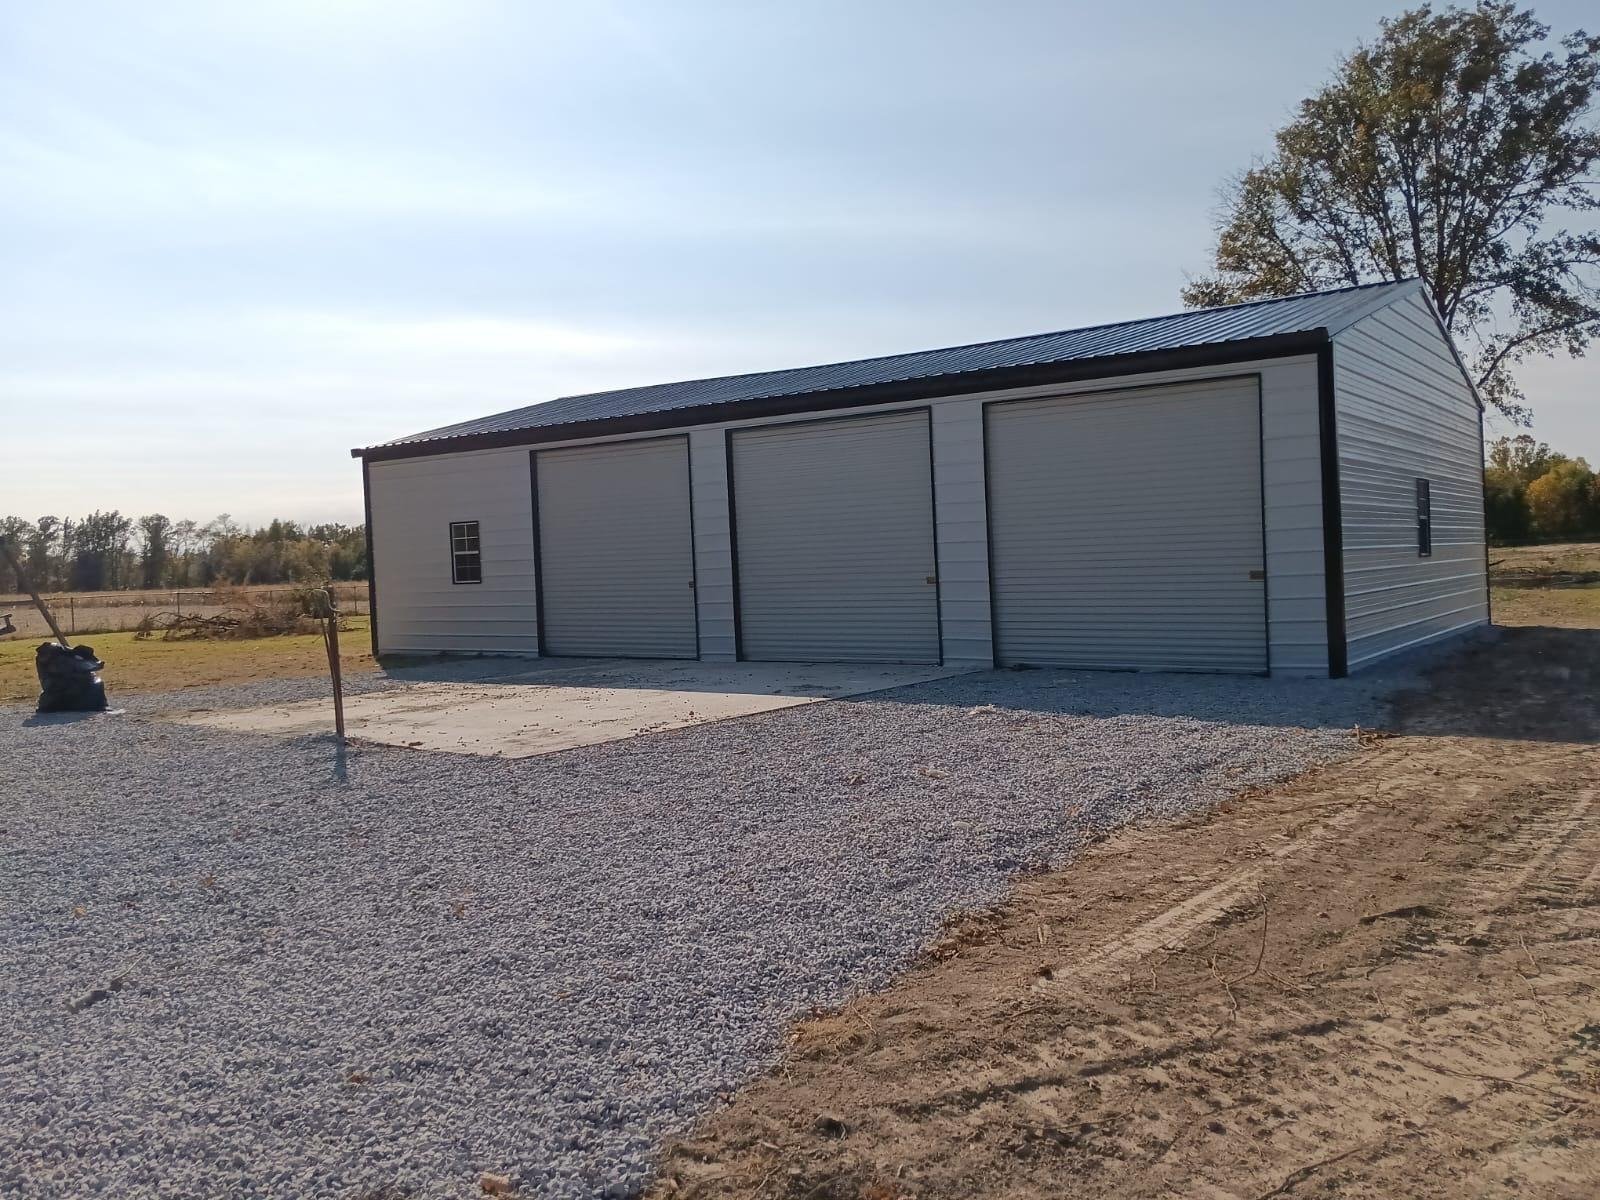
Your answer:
450;521;483;583
1415;479;1432;558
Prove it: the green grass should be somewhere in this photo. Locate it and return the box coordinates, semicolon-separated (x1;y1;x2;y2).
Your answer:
1;618;373;706
6;585;1592;708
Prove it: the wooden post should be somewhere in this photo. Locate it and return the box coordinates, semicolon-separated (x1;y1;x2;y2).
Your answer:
327;614;345;740
317;586;346;741
0;536;69;647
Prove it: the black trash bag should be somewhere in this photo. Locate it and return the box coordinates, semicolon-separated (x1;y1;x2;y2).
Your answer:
36;642;109;713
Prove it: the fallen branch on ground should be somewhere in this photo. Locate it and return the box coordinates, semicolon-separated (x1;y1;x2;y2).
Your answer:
133;586;345;641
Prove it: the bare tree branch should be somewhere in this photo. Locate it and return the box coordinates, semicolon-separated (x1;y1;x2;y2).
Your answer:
1185;3;1600;420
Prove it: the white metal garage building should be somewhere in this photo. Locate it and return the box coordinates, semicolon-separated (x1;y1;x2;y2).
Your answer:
353;280;1489;678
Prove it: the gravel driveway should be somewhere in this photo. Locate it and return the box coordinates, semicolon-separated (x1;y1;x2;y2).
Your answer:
0;659;1422;1198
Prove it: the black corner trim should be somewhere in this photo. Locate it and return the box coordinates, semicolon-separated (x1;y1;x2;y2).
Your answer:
684;439;702;661
1477;397;1492;626
1253;374;1271;677
528;451;547;655
724;430;744;661
361;457;379;658
921;408;944;666
979;402;1001;668
1316;342;1348;678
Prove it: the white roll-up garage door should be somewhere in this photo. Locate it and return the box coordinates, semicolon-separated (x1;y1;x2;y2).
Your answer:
730;411;939;663
534;437;697;658
986;379;1267;673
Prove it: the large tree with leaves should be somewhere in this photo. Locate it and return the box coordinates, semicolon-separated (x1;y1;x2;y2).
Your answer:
1184;3;1600;420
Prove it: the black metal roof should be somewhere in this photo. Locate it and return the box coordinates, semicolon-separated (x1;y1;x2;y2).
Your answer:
357;279;1421;459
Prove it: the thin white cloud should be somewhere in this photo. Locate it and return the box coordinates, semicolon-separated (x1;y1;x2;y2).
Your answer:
277;312;658;358
4;0;1596;531
0;122;583;226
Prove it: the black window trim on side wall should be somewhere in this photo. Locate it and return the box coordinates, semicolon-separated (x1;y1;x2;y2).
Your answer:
1416;479;1433;558
449;519;483;584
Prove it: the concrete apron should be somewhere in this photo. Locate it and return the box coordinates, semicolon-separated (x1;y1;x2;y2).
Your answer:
164;660;972;758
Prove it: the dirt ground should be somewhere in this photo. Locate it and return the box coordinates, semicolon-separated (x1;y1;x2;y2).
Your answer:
652;625;1600;1199
1491;542;1600;579
0;618;374;705
1492;585;1600;629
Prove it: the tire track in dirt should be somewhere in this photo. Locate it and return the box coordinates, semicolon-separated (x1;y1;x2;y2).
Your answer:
650;629;1600;1200
1466;790;1595;934
1048;805;1368;984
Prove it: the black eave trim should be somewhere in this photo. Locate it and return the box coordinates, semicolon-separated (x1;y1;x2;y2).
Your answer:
353;333;1328;463
528;452;547;655
1316;342;1349;678
361;457;379;658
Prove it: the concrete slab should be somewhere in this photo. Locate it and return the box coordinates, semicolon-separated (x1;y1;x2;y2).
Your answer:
165;659;970;758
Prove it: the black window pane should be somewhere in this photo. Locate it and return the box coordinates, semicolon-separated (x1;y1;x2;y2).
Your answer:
450;522;483;583
1416;480;1432;557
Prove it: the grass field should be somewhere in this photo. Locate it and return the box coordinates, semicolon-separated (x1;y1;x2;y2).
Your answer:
1491;584;1600;629
1488;541;1600;628
0;617;374;706
1489;541;1600;579
2;581;1594;707
0;582;369;640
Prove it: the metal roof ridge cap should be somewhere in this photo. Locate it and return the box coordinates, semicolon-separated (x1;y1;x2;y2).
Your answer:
1322;277;1425;337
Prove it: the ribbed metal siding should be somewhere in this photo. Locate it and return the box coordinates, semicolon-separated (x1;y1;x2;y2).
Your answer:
1332;291;1489;669
731;411;939;664
987;379;1267;673
535;438;697;658
367;449;541;654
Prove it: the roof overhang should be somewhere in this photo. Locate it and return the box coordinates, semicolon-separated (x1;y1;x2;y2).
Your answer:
353;329;1330;463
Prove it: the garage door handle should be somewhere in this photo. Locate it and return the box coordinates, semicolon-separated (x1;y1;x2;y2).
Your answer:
1248;569;1265;581
925;575;938;585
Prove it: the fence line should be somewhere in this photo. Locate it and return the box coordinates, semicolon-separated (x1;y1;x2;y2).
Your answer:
0;584;368;637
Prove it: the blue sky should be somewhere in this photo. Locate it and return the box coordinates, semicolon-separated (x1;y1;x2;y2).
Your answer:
2;0;1595;526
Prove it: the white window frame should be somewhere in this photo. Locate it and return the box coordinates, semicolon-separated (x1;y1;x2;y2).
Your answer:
449;520;483;584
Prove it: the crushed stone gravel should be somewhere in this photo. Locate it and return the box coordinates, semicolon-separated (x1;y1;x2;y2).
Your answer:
0;647;1456;1198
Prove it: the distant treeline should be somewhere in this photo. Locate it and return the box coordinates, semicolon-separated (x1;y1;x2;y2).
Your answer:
2;437;1594;594
1485;436;1600;546
0;513;366;593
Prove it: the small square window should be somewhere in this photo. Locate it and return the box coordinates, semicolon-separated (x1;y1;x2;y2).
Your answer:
450;520;483;584
1415;479;1432;558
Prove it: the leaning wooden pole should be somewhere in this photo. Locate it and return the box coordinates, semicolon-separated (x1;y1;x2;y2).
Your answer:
327;613;346;740
317;586;346;741
0;536;70;647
